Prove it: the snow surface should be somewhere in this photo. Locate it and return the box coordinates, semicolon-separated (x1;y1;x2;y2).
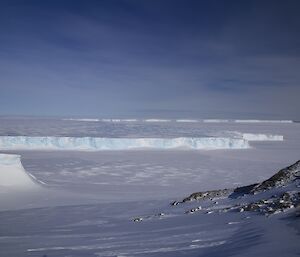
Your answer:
0;117;299;257
0;136;250;150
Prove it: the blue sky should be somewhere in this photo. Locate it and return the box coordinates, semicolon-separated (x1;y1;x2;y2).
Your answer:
0;0;299;118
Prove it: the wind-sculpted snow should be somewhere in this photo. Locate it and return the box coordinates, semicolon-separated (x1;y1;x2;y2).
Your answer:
0;154;38;188
0;136;250;150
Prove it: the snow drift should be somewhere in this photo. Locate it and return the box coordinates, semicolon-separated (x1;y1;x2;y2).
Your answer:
0;154;37;188
0;136;250;151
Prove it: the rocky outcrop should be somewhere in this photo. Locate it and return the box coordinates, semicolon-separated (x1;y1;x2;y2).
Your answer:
231;183;258;196
238;191;300;215
182;189;233;202
134;161;300;222
248;160;300;194
170;160;300;216
179;160;300;204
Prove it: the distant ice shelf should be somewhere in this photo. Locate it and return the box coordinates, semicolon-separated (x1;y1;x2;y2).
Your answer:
0;136;250;151
234;119;293;123
63;118;140;122
144;119;171;122
176;119;198;123
101;119;138;122
241;133;284;141
202;119;293;123
61;118;294;123
203;119;230;123
63;118;100;122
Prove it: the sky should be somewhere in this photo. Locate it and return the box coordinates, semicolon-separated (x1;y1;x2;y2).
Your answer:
0;0;299;119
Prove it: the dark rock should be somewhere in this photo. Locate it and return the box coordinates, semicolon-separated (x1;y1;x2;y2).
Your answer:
250;160;300;193
182;188;233;202
186;206;202;214
232;183;258;195
133;217;143;222
169;161;300;218
239;191;300;215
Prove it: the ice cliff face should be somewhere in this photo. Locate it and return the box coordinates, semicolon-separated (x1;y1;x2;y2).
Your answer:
241;133;283;141
0;136;250;150
0;154;38;188
0;153;20;165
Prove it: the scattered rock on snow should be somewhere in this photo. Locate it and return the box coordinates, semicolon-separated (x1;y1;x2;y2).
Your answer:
182;189;233;202
133;217;143;222
249;160;300;194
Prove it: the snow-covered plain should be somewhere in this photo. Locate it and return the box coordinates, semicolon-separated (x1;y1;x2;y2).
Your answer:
0;117;299;257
